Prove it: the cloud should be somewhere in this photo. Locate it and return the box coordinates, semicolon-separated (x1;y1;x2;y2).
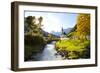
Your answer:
42;13;62;33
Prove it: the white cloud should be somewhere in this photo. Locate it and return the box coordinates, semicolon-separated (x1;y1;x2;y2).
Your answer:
42;14;62;33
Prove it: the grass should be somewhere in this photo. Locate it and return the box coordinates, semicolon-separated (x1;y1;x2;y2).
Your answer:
55;39;90;59
56;39;89;51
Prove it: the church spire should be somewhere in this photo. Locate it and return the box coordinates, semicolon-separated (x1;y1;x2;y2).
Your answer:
61;24;64;35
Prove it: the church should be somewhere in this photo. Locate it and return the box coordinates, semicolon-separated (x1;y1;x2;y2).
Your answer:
60;25;69;40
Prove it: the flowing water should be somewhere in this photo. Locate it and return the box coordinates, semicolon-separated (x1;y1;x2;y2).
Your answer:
32;41;63;61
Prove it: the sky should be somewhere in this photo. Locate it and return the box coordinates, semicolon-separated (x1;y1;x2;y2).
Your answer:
25;11;78;33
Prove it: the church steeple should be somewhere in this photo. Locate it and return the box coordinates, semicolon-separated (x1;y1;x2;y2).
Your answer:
61;24;66;38
61;24;64;35
61;27;64;35
61;24;64;38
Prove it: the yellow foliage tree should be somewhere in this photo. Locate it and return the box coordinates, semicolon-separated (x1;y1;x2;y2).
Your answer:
75;14;90;39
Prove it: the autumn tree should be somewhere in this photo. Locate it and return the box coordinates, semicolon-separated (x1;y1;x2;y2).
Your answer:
75;14;90;39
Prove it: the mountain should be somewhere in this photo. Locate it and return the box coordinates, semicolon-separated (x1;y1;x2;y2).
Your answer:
41;29;59;37
51;31;61;37
63;28;72;34
51;28;72;36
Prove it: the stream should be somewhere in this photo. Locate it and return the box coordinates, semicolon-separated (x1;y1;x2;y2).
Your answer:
31;41;63;61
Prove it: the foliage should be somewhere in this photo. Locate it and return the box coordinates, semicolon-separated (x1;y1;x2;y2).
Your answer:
67;14;90;40
76;14;90;39
55;39;90;59
67;32;75;38
24;16;46;61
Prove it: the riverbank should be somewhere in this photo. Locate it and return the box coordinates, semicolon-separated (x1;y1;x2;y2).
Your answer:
24;44;46;61
55;39;90;59
25;41;63;61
